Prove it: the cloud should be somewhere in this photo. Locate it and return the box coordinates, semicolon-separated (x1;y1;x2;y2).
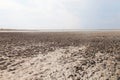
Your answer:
0;0;24;10
0;0;120;29
0;0;82;29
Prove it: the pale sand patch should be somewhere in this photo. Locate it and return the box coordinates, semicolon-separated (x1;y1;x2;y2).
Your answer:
0;46;119;80
0;46;85;80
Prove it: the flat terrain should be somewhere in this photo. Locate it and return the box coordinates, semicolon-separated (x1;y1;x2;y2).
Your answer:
0;31;120;80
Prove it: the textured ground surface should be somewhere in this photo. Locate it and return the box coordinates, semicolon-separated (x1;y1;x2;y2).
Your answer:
0;31;120;80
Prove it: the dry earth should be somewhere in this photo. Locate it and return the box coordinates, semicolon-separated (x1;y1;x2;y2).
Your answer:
0;31;120;80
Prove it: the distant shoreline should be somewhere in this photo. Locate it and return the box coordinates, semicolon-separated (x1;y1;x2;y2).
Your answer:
0;29;120;32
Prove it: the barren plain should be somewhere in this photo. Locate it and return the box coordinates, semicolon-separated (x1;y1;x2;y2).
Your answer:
0;31;120;80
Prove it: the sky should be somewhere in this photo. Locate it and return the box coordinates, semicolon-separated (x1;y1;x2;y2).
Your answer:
0;0;120;29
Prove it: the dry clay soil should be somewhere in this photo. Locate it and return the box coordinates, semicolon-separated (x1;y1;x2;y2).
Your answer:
0;32;120;80
0;46;120;80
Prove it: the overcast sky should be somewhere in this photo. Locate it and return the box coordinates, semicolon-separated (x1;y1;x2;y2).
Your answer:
0;0;120;29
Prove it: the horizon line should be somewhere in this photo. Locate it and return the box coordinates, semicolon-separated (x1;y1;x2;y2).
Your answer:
0;28;120;32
